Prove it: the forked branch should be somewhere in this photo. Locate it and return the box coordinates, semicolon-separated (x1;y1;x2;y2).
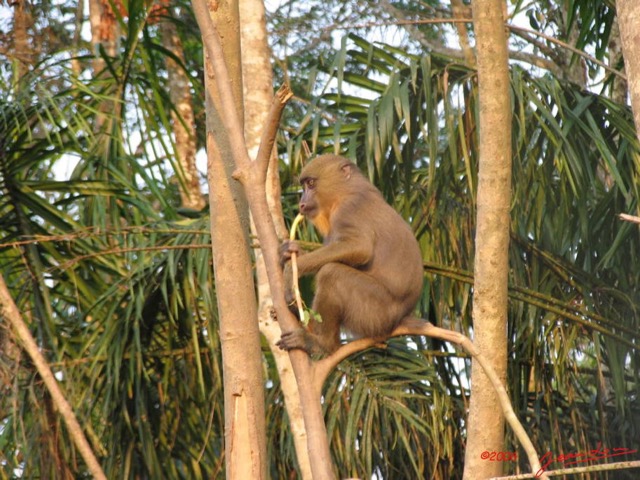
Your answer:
313;321;547;480
191;2;335;478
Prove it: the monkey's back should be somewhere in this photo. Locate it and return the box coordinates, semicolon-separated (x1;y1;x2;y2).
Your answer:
341;183;424;305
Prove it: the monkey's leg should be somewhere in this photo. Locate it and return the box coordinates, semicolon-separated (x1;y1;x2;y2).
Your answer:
313;263;407;341
276;262;351;355
276;309;340;356
277;263;415;355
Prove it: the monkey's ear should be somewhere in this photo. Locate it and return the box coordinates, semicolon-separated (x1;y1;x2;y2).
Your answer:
340;162;354;180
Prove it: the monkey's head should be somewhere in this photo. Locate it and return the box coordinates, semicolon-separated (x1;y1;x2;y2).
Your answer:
298;155;361;236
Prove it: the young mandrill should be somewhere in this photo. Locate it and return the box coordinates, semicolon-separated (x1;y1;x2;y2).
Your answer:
277;154;424;355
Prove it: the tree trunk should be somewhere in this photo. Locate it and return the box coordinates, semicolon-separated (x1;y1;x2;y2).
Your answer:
160;10;205;211
463;0;512;478
557;2;586;87
616;0;640;139
204;1;267;478
87;0;119;75
12;0;33;83
607;16;628;105
238;0;313;477
192;0;335;476
87;0;121;145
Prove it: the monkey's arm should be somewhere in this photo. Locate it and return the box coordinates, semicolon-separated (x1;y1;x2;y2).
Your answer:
291;232;374;275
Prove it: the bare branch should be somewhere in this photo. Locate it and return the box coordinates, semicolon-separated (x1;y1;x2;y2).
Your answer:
250;84;293;183
490;459;640;479
314;320;548;480
508;24;626;81
620;213;640;224
0;274;106;480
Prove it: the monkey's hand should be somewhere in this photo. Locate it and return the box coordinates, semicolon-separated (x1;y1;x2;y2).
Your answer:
276;328;313;355
279;240;301;266
280;240;301;308
281;262;296;307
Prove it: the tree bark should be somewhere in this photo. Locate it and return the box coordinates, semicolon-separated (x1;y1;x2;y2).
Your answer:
87;0;119;75
160;10;205;211
607;16;628;105
87;0;121;144
238;0;313;477
203;1;267;478
616;0;640;139
557;2;587;87
12;0;33;82
451;0;475;66
192;0;335;477
463;1;512;478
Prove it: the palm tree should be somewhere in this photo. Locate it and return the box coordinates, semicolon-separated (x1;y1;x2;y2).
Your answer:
0;28;224;479
1;0;639;478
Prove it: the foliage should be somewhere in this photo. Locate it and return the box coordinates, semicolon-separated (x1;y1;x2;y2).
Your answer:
0;30;222;478
282;31;640;478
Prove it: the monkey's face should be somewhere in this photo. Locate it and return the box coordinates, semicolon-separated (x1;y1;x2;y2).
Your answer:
299;173;333;236
298;177;319;218
297;155;355;237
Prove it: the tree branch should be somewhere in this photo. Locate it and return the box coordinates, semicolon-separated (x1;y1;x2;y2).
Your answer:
314;321;547;480
490;460;640;479
247;84;293;184
508;24;626;81
620;213;640;224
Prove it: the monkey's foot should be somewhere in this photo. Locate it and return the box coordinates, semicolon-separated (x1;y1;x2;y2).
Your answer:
276;328;312;354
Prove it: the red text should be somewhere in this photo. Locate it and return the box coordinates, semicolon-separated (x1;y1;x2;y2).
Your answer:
535;443;638;477
480;450;518;462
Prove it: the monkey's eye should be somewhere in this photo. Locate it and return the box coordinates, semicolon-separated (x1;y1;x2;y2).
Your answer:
305;178;317;189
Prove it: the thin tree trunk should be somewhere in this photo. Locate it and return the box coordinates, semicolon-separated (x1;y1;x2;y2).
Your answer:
160;11;205;211
87;0;121;145
616;0;640;139
87;0;119;75
203;1;267;478
608;16;628;105
464;0;512;478
12;0;33;83
238;0;313;476
557;2;586;87
451;0;475;66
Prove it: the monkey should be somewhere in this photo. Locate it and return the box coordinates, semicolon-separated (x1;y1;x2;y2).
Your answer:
277;154;424;355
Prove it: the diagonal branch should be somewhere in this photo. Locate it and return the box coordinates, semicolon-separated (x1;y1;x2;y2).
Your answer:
0;274;106;480
248;84;293;184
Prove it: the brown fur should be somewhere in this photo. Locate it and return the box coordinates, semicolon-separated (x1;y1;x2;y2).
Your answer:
278;155;424;355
